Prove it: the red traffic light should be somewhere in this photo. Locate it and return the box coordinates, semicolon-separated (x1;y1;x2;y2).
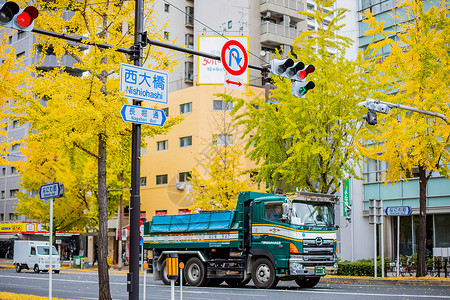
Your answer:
0;2;38;31
298;65;315;80
16;6;38;28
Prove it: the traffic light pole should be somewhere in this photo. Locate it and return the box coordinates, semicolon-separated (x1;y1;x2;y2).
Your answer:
129;0;143;299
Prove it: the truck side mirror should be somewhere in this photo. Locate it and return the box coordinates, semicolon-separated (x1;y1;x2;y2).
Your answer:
281;203;289;221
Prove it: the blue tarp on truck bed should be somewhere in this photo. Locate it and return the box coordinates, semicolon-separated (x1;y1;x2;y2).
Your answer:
150;211;235;233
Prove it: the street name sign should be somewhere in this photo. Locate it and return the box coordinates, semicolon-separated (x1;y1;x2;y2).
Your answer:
39;183;64;199
120;104;167;127
119;63;169;104
385;206;411;217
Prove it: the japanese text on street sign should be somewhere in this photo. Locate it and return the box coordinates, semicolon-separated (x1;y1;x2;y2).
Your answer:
120;104;167;127
120;63;168;104
39;183;63;199
385;206;411;217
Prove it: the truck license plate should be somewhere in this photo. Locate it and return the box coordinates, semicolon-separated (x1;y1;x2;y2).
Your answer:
315;267;325;275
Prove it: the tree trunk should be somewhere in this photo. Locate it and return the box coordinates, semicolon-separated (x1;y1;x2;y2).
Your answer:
97;132;111;299
416;164;428;277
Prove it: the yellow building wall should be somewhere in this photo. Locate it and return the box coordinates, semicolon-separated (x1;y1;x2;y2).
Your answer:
140;84;264;218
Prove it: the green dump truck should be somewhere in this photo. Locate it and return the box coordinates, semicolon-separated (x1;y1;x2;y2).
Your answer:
144;191;338;289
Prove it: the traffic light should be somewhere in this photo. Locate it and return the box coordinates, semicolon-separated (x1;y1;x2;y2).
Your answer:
292;81;315;98
362;110;377;125
270;58;294;77
0;2;39;32
270;58;316;98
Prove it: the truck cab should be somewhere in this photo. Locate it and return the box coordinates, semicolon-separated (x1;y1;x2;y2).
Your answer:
248;192;338;288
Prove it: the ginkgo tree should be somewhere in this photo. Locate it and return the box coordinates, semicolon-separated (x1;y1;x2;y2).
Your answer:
358;0;450;277
8;0;180;299
188;94;255;211
234;0;369;195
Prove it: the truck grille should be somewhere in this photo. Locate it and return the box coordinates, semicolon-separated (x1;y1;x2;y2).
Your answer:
303;238;335;260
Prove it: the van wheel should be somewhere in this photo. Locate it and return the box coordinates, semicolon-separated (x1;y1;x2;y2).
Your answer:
251;258;278;289
34;264;40;274
184;257;207;287
295;276;320;288
54;270;60;274
15;264;21;273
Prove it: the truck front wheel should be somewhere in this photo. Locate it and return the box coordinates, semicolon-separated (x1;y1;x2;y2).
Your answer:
184;257;207;287
15;264;21;273
295;276;320;288
251;258;278;289
34;264;40;274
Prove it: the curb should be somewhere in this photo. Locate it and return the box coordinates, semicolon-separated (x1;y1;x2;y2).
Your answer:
322;276;450;286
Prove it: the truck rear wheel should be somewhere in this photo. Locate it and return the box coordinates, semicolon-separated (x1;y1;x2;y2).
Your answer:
15;264;21;273
295;276;320;288
184;257;207;287
251;258;278;289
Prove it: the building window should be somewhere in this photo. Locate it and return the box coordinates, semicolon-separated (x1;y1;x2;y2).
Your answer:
9;213;19;221
8;35;12;44
185;6;194;26
17;30;26;40
11;167;18;174
179;171;191;182
185;34;194;49
12;120;19;128
16;51;25;59
185;62;193;81
10;189;18;198
157;140;168;151
180;102;192;114
213;100;233;111
363;159;387;183
179;136;192;148
2;168;6;176
140;177;147;187
11;143;20;152
1;191;4;199
164;3;169;12
0;213;3;221
178;209;191;215
155;210;167;216
162;107;169;117
156;174;168;185
164;31;169;40
213;134;233;146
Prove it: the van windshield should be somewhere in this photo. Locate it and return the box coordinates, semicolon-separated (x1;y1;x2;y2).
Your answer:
290;201;334;227
37;246;58;255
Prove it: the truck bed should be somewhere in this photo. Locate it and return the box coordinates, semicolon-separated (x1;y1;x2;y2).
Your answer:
144;211;240;249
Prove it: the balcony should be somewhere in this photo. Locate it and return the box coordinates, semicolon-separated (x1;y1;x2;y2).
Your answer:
260;0;306;23
260;22;302;46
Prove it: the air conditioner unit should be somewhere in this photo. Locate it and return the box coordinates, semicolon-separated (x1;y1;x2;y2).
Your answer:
176;182;185;190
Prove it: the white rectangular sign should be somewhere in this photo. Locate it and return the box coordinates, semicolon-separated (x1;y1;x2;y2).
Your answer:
198;35;249;85
120;63;169;104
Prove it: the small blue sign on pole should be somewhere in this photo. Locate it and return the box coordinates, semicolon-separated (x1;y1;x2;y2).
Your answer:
120;63;169;104
120;104;167;127
39;183;64;199
385;206;411;217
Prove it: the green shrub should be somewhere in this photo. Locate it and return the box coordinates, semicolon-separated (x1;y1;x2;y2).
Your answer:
337;259;384;277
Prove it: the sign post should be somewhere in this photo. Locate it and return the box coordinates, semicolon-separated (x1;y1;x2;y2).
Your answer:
39;182;64;300
385;206;411;277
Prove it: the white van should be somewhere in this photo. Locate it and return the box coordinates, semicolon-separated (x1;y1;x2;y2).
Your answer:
13;241;61;273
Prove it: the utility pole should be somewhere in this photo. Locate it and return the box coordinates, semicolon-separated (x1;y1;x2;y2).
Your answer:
128;0;144;298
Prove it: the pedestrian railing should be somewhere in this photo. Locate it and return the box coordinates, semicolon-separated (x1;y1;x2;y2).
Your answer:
385;257;449;278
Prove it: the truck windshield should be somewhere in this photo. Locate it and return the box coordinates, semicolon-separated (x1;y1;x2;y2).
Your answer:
37;246;58;255
290;201;334;227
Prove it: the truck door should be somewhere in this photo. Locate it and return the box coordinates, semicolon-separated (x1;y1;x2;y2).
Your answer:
251;201;290;269
28;246;37;268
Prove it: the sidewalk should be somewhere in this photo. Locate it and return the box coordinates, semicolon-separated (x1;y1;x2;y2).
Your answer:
1;258;450;286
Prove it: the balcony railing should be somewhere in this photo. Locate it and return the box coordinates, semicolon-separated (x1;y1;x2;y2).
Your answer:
260;22;301;42
260;0;304;11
